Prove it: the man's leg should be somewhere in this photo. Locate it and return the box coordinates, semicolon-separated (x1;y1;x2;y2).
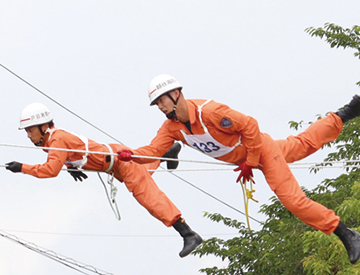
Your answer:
275;112;342;163
115;160;202;257
173;218;203;258
336;94;360;123
261;136;360;264
143;142;182;175
261;138;340;233
161;142;182;170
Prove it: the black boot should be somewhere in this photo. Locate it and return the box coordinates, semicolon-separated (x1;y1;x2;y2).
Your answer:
334;221;360;264
173;218;203;258
336;95;360;123
162;142;182;170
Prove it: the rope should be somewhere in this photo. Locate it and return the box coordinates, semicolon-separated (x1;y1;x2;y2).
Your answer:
163;168;262;224
3;164;356;174
0;229;114;275
239;177;258;230
0;142;234;166
97;172;121;220
2;142;360;170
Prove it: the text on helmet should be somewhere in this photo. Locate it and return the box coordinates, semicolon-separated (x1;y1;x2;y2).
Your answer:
21;111;51;123
156;78;177;90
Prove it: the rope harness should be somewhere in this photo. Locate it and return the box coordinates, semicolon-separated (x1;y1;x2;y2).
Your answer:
97;172;121;220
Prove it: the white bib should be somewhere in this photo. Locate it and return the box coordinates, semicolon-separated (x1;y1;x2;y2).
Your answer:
180;100;241;158
46;128;89;169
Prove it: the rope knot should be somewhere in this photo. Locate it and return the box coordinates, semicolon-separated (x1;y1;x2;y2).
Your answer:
246;189;259;203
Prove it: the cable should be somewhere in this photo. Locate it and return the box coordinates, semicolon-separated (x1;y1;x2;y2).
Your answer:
0;229;113;275
0;63;261;224
3;229;241;238
0;63;123;145
162;166;262;223
4;63;360;231
0;142;257;222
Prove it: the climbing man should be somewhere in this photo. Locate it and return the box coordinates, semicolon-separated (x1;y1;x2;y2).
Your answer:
5;102;202;258
117;74;360;264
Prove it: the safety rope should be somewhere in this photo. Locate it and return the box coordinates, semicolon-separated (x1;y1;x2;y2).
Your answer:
239;177;258;230
0;229;114;275
0;142;234;166
97;172;121;220
161;166;262;223
2;164;355;173
1;142;360;170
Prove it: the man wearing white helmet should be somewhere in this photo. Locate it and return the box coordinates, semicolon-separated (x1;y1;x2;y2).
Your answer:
118;74;360;264
5;102;202;258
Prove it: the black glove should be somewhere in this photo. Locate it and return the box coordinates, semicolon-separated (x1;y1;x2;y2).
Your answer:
67;167;88;182
5;161;23;173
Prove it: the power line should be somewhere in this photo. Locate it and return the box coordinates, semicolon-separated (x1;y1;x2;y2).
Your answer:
0;62;258;222
0;63;123;145
0;229;114;275
4;229;239;238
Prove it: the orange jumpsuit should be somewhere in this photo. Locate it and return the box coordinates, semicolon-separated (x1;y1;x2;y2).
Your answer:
21;128;181;227
132;99;343;234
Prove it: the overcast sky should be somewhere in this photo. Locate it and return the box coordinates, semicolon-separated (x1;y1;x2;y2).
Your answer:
1;1;360;274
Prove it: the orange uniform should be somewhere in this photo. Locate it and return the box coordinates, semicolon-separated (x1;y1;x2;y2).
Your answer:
132;99;343;234
21;128;181;227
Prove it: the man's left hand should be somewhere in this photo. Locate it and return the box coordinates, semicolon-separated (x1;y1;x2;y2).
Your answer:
5;161;23;173
68;167;88;182
234;163;255;183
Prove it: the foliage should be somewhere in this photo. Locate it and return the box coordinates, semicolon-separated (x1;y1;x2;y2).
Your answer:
193;23;360;274
194;180;360;274
305;23;360;86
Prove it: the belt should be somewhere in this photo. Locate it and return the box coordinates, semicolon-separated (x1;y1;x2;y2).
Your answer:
104;144;114;173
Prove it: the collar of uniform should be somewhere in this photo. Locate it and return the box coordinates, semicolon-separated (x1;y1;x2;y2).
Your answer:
186;99;202;124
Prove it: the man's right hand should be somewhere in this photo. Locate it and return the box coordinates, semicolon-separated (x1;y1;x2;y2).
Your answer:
117;149;133;161
5;161;23;173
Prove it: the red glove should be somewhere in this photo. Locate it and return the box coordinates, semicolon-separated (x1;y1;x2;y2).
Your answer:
234;163;255;183
117;149;133;161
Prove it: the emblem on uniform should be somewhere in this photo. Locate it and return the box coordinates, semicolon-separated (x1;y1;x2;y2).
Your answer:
220;117;232;128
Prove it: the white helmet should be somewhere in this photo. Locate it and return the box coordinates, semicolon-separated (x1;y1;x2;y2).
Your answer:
19;102;53;130
148;74;182;106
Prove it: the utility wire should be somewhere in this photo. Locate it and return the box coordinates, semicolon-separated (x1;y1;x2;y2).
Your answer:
4;229;239;238
167;170;262;223
4;63;360;236
0;62;258;223
0;229;114;275
0;63;123;145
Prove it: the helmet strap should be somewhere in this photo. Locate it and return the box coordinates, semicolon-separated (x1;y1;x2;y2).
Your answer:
166;92;180;120
38;125;45;136
34;125;46;147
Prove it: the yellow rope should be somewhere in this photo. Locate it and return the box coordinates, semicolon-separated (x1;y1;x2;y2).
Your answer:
239;177;258;230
